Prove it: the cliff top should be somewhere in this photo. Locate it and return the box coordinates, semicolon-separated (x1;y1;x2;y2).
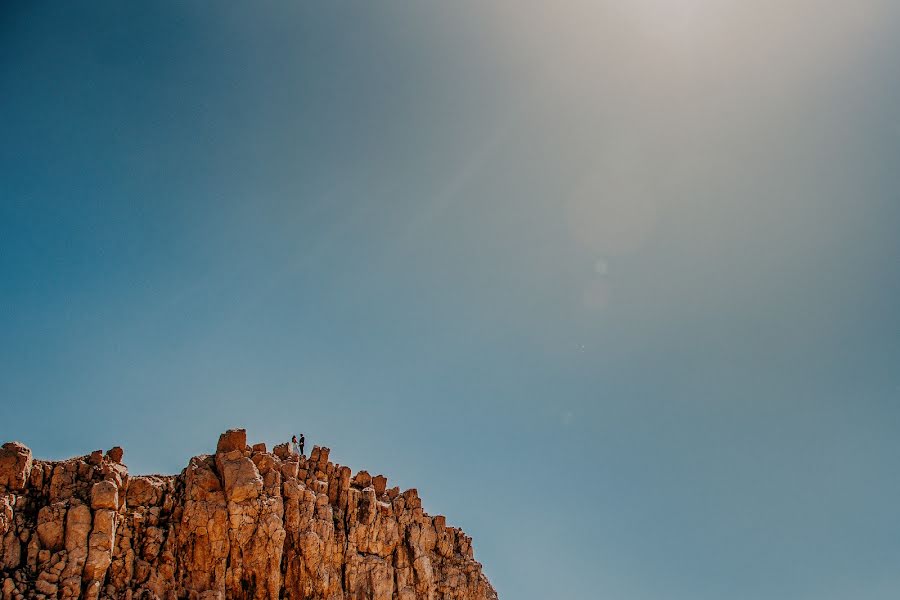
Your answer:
0;428;497;600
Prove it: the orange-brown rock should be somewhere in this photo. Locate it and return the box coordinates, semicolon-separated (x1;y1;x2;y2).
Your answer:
0;442;32;491
217;428;248;453
105;447;124;464
0;429;498;600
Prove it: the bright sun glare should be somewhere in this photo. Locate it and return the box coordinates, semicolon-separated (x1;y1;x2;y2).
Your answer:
626;0;723;38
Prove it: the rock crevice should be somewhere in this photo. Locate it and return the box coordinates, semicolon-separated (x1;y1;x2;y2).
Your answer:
0;431;497;600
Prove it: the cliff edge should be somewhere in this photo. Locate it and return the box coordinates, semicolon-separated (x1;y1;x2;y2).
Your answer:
0;430;498;600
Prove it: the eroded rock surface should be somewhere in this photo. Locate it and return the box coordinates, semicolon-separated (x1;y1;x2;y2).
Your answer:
0;429;497;600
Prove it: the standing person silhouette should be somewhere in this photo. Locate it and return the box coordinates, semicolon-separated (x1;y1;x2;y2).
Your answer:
291;435;300;456
299;433;305;456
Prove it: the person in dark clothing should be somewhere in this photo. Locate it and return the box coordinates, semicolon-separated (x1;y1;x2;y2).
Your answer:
299;434;305;456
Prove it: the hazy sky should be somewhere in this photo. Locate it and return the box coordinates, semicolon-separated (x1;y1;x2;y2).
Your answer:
2;2;900;599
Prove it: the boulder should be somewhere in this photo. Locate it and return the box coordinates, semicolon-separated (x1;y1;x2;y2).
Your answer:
373;474;388;496
273;442;291;460
106;446;124;463
91;480;119;510
36;502;67;551
219;456;262;503
216;429;247;454
0;442;32;491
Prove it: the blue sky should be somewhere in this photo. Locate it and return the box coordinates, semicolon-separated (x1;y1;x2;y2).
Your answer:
2;2;900;599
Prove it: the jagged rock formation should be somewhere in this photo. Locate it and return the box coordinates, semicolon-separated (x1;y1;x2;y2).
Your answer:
0;431;497;600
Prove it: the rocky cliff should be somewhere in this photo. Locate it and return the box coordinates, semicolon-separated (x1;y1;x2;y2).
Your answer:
0;430;497;600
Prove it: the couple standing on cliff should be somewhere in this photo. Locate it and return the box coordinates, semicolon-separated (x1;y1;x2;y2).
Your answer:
291;433;305;456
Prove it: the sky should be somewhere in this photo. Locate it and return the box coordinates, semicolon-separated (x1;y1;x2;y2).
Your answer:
2;2;900;599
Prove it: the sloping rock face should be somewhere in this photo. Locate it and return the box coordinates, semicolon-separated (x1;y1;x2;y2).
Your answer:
0;431;498;600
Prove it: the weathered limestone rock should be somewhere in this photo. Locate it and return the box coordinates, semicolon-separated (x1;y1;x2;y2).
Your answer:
218;453;263;504
60;502;92;599
91;480;119;510
0;431;499;600
0;442;32;491
126;475;166;506
36;502;66;551
84;508;118;600
217;428;247;453
106;446;124;463
273;442;291;460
